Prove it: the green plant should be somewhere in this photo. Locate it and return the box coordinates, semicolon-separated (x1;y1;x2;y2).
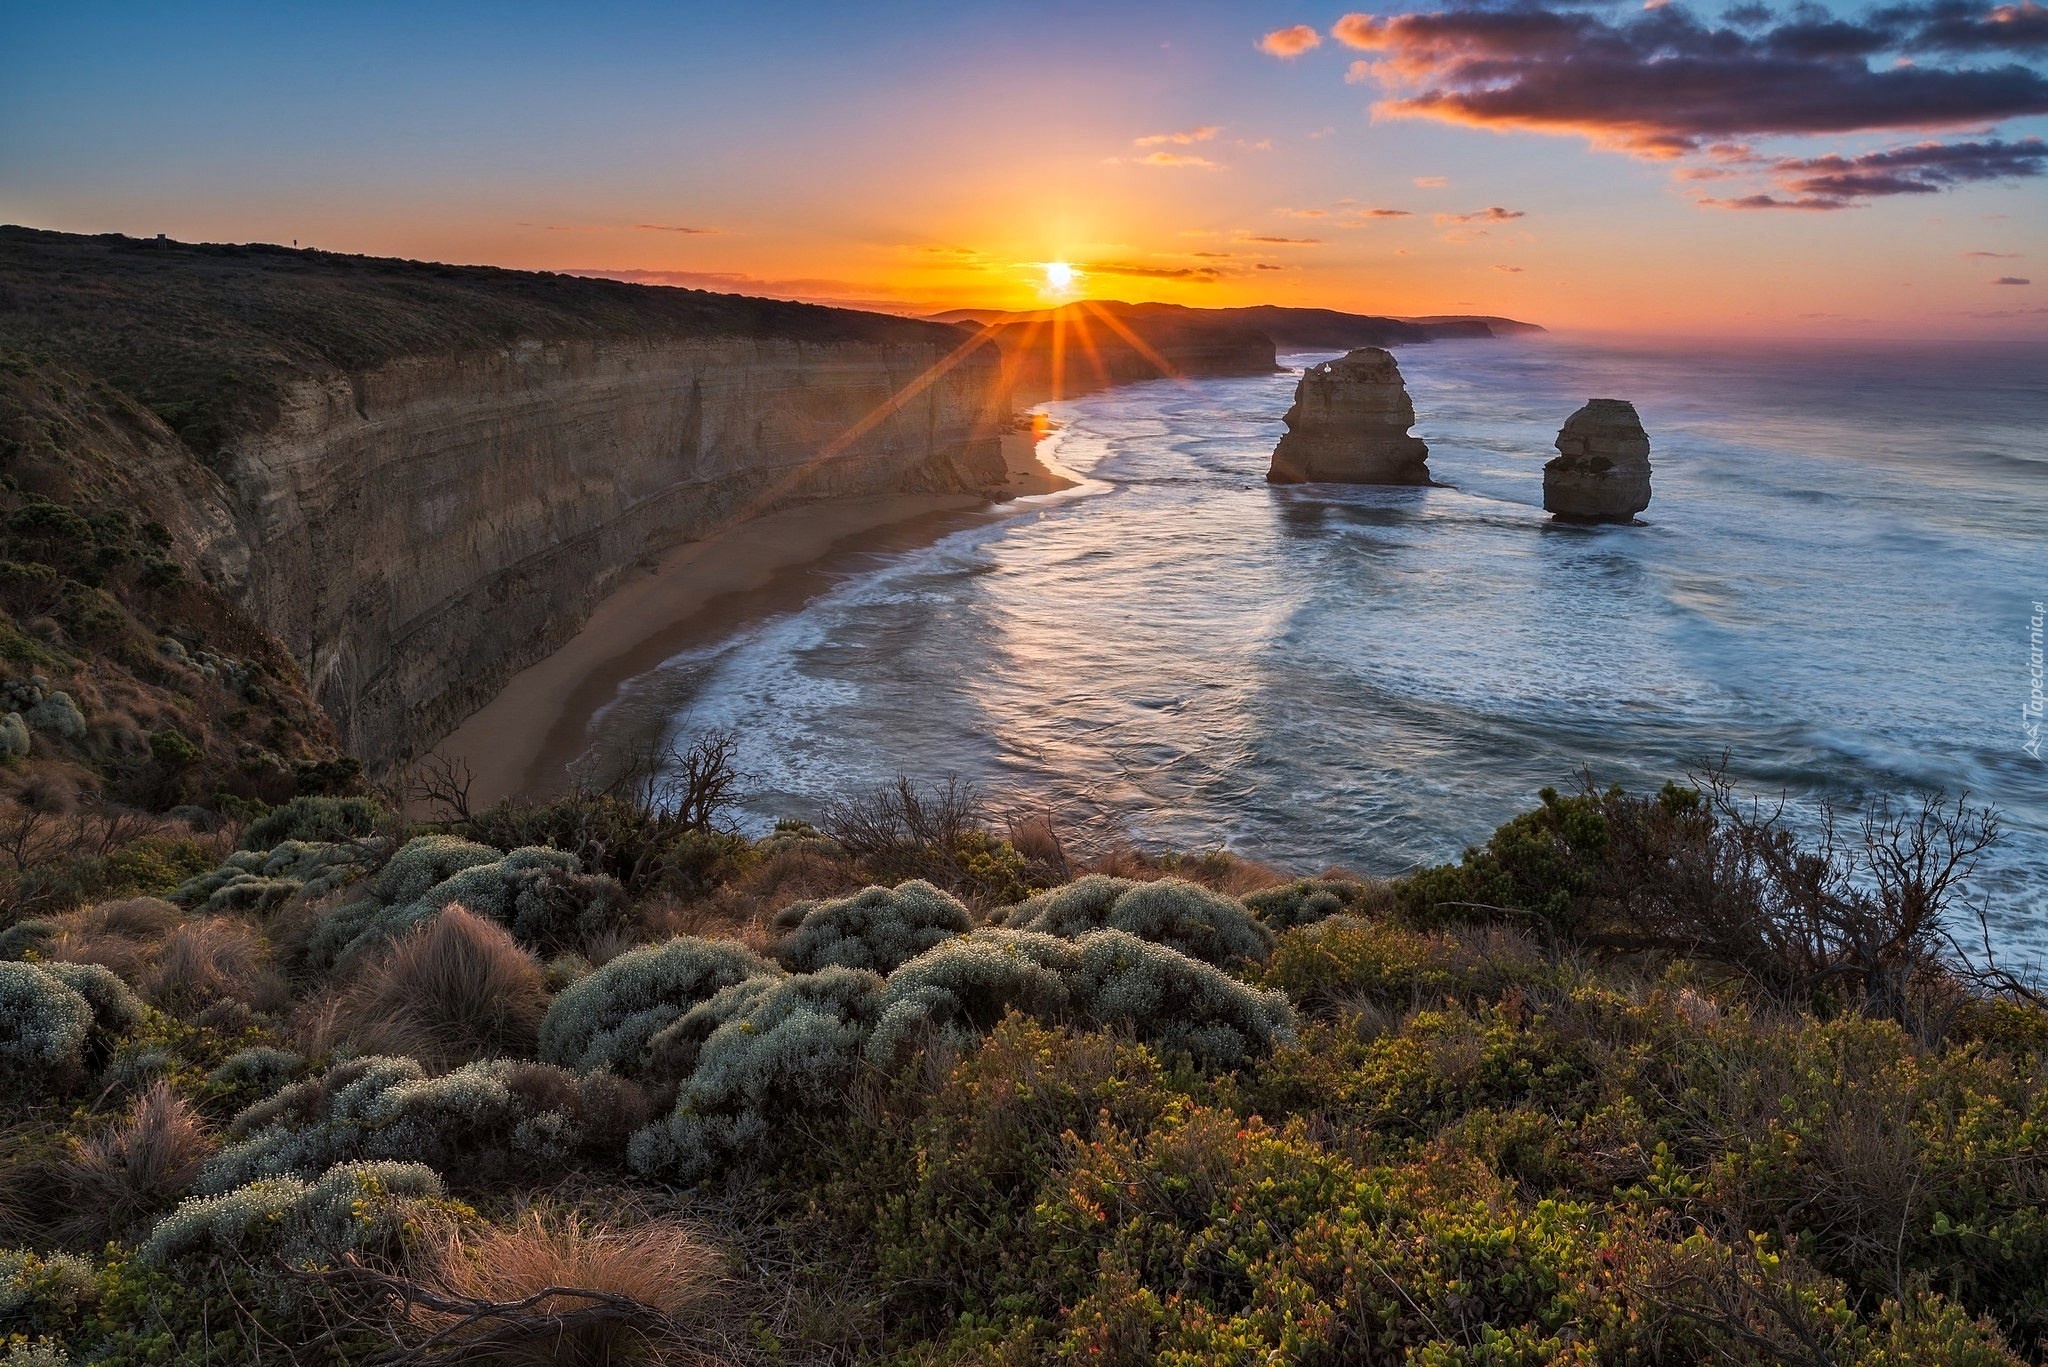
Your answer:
773;879;972;975
538;934;780;1079
997;875;1274;967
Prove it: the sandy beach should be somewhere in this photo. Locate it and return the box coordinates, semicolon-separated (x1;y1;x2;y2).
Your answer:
430;423;1073;807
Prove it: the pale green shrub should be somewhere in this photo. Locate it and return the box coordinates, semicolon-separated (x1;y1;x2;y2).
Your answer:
1;1338;72;1367
0;960;130;1093
311;839;626;968
23;692;84;741
1070;929;1295;1070
1244;877;1384;930
173;839;368;916
774;879;972;974
141;1160;443;1269
204;1056;649;1193
630;966;885;1181
0;711;30;759
239;795;383;851
1000;875;1274;967
0;919;55;960
205;1045;303;1099
539;934;781;1078
867;929;1084;1067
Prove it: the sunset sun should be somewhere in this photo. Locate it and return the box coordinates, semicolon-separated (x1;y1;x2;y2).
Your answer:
1042;260;1079;294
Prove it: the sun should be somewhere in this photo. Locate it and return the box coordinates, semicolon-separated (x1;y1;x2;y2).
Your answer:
1042;260;1079;294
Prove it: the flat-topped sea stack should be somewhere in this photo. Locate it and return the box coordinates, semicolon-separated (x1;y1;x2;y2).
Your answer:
1544;399;1652;523
1267;347;1431;485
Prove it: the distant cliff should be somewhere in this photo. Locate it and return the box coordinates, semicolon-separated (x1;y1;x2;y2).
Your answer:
977;303;1278;397
0;228;1011;769
932;300;1544;375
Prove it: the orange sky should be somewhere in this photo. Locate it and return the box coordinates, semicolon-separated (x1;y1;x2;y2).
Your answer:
5;3;2045;336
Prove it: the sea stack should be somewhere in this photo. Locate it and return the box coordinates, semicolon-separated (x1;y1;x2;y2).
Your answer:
1543;399;1652;523
1267;347;1431;485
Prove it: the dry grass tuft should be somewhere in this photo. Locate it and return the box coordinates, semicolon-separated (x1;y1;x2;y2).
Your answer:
42;896;184;982
413;1208;726;1366
56;1080;212;1244
337;904;549;1068
143;914;285;1014
1085;845;1289;896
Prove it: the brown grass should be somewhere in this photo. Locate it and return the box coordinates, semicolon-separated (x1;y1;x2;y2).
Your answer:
56;1080;212;1244
412;1209;726;1366
336;904;549;1068
1084;844;1289;896
143;914;285;1013
43;896;184;982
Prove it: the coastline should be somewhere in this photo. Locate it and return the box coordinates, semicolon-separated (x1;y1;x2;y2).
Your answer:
429;423;1075;807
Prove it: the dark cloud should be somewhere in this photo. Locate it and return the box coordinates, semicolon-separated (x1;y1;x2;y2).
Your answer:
1437;205;1527;222
1873;0;2048;51
1772;137;2048;198
632;223;720;234
1236;233;1324;243
1083;261;1228;281
1698;192;1858;209
1964;249;2023;255
1355;207;1415;217
1331;2;2048;157
1993;274;2033;282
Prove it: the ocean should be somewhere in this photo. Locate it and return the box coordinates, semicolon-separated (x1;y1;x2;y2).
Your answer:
590;334;2048;956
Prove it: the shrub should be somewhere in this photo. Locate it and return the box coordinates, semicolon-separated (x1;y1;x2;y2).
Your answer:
204;1057;650;1193
142;1160;443;1270
335;905;549;1068
410;1209;725;1367
203;1046;302;1104
0;960;139;1094
173;838;368;917
1260;917;1563;1015
774;879;972;975
630;967;886;1181
867;929;1084;1067
55;1080;212;1244
311;838;628;968
998;875;1274;967
0;713;29;760
1243;877;1388;930
539;935;781;1079
238;794;382;851
1070;929;1295;1071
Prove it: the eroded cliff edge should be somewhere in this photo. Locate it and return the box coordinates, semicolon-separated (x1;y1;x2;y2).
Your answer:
0;228;1009;769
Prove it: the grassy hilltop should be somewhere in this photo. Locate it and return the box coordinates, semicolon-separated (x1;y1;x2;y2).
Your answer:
0;228;2041;1366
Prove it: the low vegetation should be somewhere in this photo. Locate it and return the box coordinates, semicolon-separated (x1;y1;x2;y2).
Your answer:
0;730;2036;1366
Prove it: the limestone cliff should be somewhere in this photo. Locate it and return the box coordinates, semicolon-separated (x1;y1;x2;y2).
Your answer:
1267;348;1431;485
1543;399;1652;523
0;228;1011;770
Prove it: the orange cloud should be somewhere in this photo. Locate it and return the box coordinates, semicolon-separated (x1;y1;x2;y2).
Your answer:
1236;233;1324;244
1135;125;1223;147
1136;151;1221;168
1413;175;1449;187
1259;24;1322;57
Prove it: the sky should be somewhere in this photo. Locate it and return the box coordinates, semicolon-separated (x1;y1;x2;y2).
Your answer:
4;0;2046;335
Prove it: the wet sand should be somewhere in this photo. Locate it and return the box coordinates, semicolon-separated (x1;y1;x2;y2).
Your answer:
430;425;1073;807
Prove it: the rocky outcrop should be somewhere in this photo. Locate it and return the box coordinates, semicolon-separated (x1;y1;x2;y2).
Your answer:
1543;400;1652;523
221;337;1008;767
1266;348;1431;485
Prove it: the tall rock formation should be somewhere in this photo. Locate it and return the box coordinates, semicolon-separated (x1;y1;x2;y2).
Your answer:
1266;348;1431;485
1543;400;1652;523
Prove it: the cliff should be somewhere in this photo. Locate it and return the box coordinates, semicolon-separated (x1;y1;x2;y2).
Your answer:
1267;347;1432;485
972;302;1277;398
931;301;1545;356
0;228;1011;769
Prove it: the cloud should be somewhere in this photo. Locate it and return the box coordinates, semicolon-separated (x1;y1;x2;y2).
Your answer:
1769;136;2048;198
1325;2;2048;173
1135;125;1222;146
1698;192;1859;208
1255;262;1288;270
1083;260;1229;280
1413;175;1449;187
1874;0;2048;51
632;223;720;234
1133;151;1221;168
1236;233;1324;244
1350;207;1415;218
1260;23;1323;56
1993;274;2033;282
1964;248;2023;255
1435;205;1528;223
1494;264;1526;272
1276;206;1331;217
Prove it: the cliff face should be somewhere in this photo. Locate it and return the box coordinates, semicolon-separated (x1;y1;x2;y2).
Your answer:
0;229;1012;772
219;335;1007;767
